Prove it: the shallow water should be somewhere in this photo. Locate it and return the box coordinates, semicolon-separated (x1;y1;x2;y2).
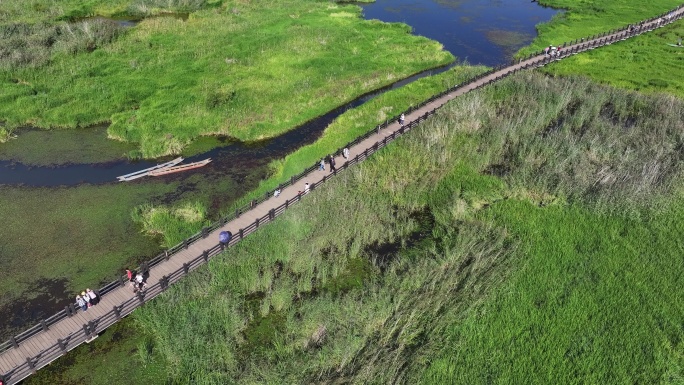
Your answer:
361;0;558;66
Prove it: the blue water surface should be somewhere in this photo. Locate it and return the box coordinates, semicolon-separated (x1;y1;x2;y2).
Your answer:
361;0;559;66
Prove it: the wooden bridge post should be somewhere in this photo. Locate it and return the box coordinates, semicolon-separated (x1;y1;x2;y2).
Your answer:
40;320;48;333
165;250;170;261
183;263;189;274
255;218;260;228
65;305;73;317
113;305;121;320
10;336;18;349
203;250;209;262
26;357;36;374
119;275;127;287
202;227;208;238
236;208;240;218
57;338;67;354
183;239;188;249
82;324;90;337
136;291;145;304
269;209;275;220
285;199;289;209
88;321;97;338
239;229;244;239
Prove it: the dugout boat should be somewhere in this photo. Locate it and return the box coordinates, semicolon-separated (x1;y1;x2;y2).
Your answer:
148;158;212;176
117;157;184;181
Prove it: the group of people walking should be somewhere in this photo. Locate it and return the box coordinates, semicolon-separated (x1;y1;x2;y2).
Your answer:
319;147;350;173
74;268;146;313
544;45;560;57
126;269;147;293
75;289;99;312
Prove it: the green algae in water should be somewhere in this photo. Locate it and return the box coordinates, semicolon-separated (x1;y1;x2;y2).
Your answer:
484;29;535;57
0;125;137;166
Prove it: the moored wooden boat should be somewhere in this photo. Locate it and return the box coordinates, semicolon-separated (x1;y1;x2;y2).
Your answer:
148;159;212;176
117;157;184;181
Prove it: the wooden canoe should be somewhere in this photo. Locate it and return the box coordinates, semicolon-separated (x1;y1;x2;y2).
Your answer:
148;159;212;176
117;157;184;181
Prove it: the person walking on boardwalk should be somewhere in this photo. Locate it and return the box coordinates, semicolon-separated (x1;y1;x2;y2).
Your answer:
126;268;137;290
81;291;91;309
399;113;405;127
135;273;146;292
304;182;310;194
219;230;232;246
86;288;99;306
319;158;325;171
329;155;336;173
343;147;349;160
76;294;87;312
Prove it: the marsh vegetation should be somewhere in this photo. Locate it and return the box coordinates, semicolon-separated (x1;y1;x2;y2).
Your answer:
31;71;683;384
0;0;453;337
9;0;684;383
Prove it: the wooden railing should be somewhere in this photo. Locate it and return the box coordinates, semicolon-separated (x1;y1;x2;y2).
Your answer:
1;5;683;383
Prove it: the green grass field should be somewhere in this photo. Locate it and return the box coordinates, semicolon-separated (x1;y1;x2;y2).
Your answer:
423;200;684;384
0;0;452;157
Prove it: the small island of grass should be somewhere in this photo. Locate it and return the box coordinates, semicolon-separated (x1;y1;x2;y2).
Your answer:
0;0;453;158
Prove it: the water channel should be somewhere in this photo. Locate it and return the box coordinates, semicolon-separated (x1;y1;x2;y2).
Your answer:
0;0;558;337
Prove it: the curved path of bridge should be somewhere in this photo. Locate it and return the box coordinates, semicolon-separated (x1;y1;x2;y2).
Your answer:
1;6;683;384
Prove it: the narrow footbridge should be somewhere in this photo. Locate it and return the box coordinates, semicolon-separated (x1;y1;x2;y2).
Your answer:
1;6;682;384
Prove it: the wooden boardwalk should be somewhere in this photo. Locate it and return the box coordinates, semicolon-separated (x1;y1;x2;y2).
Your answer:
0;7;682;384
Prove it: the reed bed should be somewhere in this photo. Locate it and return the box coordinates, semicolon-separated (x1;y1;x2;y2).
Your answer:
120;72;684;383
